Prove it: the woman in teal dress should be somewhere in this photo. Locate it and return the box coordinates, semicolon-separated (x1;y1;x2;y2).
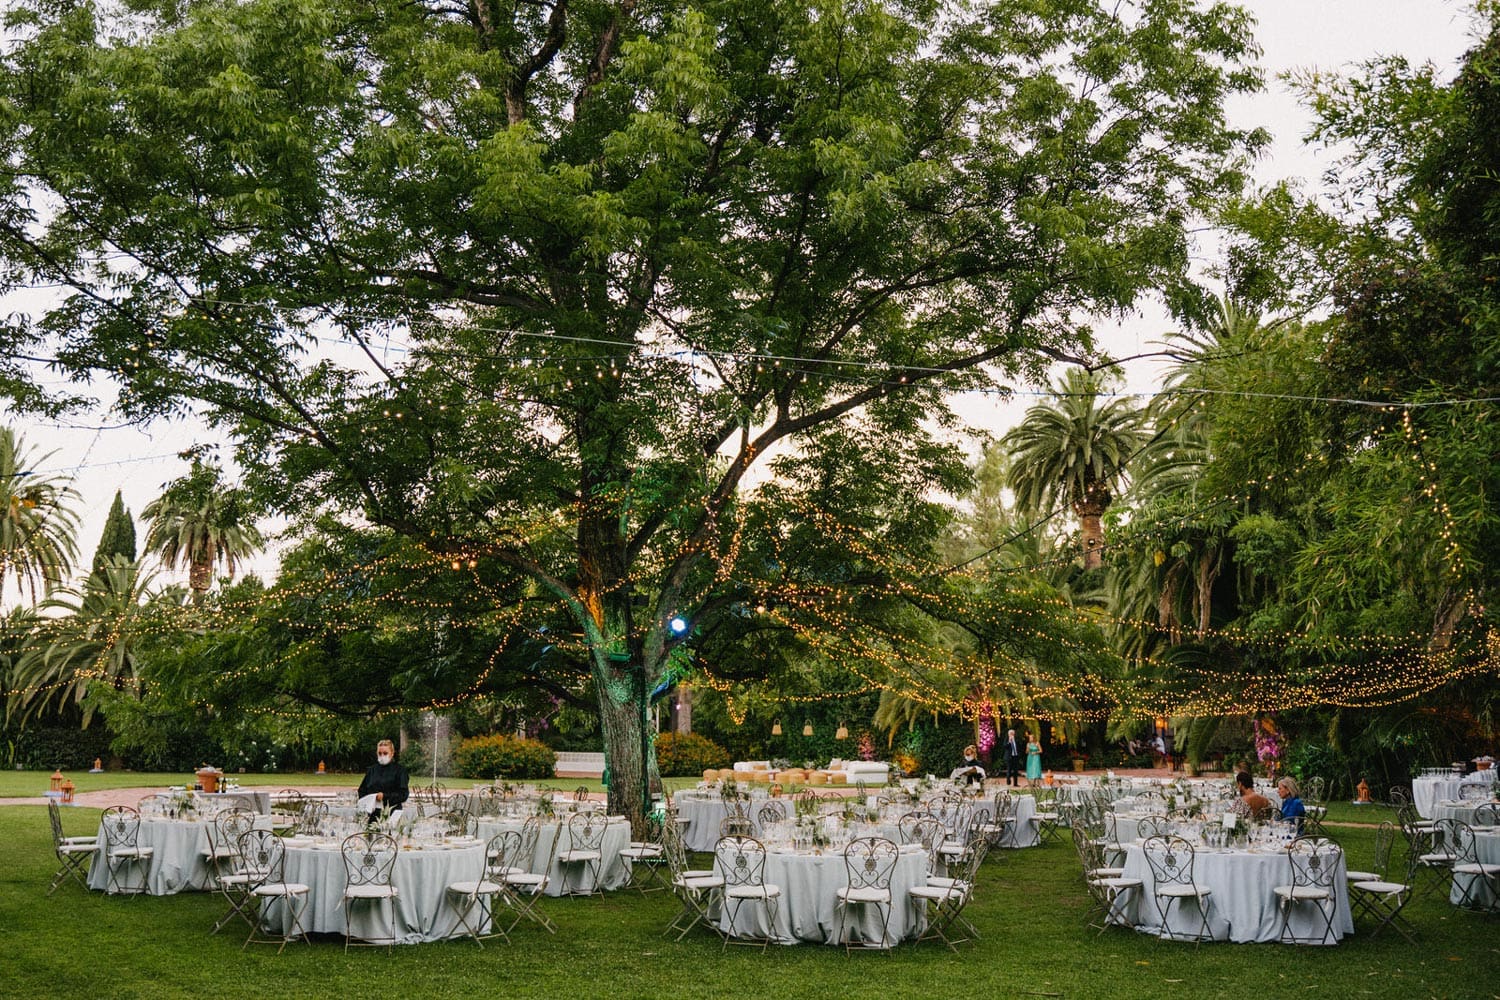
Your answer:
1025;736;1043;784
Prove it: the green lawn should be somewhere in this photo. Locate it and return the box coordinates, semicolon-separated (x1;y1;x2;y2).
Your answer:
5;806;1495;1000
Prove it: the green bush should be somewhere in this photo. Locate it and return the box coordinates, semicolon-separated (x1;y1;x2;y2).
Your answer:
452;734;557;779
654;732;730;776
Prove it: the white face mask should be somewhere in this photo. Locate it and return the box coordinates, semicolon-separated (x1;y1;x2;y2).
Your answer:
377;753;392;765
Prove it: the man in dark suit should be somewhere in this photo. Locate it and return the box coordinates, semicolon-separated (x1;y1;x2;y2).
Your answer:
1003;729;1022;786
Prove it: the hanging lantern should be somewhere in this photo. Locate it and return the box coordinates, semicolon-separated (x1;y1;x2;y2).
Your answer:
771;721;782;736
835;723;849;740
802;720;813;737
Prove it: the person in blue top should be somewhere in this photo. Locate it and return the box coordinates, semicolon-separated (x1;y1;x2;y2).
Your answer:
1276;776;1306;832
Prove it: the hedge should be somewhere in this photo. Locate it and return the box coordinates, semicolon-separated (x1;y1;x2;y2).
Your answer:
654;732;730;776
452;734;557;779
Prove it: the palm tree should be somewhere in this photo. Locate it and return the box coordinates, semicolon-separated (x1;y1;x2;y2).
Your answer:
142;461;263;603
1003;371;1148;569
0;427;81;607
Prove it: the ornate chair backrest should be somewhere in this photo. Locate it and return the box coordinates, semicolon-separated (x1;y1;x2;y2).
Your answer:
841;836;899;893
1387;786;1410;809
518;816;544;860
1070;821;1098;869
661;816;689;876
487;830;525;875
897;810;936;843
47;800;66;846
295;800;328;835
1436;819;1478;864
794;788;820;813
341;831;398;891
1369;821;1397;878
436;808;471;837
214;808;255;863
1287;836;1340;892
473;789;500;817
447;793;471;816
1103;810;1123;846
757;800;789;827
714;835;769;891
1142;835;1198;889
567;810;607;853
1471;802;1499;826
136;794;167;816
573;786;590;803
966;806;992;843
1459;783;1488;802
990;790;1014;825
1252;802;1279;823
719;814;754;838
237;829;285;886
100;806;141;853
1135;814;1169;840
1136;790;1168;813
1305;776;1326;804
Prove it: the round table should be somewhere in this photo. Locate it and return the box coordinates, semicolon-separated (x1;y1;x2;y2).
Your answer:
712;844;930;945
1118;841;1353;944
272;836;488;944
472;815;631;895
1450;828;1500;910
88;816;216;895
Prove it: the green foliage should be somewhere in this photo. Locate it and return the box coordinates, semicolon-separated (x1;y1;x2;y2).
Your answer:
90;491;137;577
3;722;114;770
0;428;80;604
652;731;730;777
451;733;557;780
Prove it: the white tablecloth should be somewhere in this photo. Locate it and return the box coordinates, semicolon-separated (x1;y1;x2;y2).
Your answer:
999;795;1040;848
1431;801;1497;823
1119;842;1353;944
88;817;216;895
1413;776;1467;818
272;837;487;944
473;816;631;895
712;845;929;945
1451;829;1500;909
678;798;744;852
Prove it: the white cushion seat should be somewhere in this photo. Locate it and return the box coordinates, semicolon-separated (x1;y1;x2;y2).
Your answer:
58;842;98;855
620;844;663;859
1273;884;1333;901
1351;879;1408;895
836;885;891;904
1418;852;1455;864
254;882;310;897
344;883;398;899
1453;862;1500;876
725;883;780;900
61;835;99;846
910;883;964;903
218;872;255;886
111;846;153;859
559;849;601;863
1345;870;1381;883
448;879;504;895
1090;876;1143;891
503;872;547;891
674;874;723;892
1157;883;1210;898
1088;866;1127;879
487;864;530;877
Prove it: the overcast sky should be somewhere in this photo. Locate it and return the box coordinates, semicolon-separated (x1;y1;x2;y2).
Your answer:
1;0;1483;600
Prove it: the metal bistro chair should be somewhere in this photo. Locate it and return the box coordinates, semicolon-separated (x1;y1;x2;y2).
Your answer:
619;811;669;894
1273;837;1342;945
489;824;559;934
757;800;789;827
833;836;901;953
47;800;98;896
1445;819;1500;914
446;833;511;948
714;835;782;950
662;818;723;941
1347;821;1416;942
1141;835;1214;944
1471;802;1499;827
98;805;154;897
1031;788;1063;845
209;808;258;934
557;811;608;897
238;830;310;953
1071;821;1140;936
910;829;990;951
340;831;400;950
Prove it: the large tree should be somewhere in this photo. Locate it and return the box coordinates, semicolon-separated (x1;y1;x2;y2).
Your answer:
0;0;1262;823
0;428;80;608
142;461;264;603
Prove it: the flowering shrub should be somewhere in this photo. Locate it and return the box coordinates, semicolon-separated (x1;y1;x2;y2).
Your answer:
654;732;730;776
855;731;876;762
891;750;919;776
452;734;557;779
1254;717;1282;764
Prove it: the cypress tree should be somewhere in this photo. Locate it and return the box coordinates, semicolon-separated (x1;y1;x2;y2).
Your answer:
90;490;136;575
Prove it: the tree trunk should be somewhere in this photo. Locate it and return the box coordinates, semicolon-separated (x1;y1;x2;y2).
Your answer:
1077;509;1106;569
188;556;211;603
595;654;660;835
674;684;692;734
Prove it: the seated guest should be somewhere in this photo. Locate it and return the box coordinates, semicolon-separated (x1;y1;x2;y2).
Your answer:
358;739;410;819
1229;771;1272;818
1277;776;1306;832
955;745;987;787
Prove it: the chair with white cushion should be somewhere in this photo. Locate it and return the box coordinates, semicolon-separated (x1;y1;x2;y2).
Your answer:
209;808;257;933
446;834;510;948
557;811;607;896
833;836;900;953
714;835;781;950
237;830;310;953
98;806;154;896
1445;819;1500;914
911;829;989;951
1141;835;1213;944
1347;821;1416;942
1071;821;1140;935
47;801;98;896
620;812;668;894
340;831;400;950
662;818;723;941
489;824;559;934
1273;837;1342;945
